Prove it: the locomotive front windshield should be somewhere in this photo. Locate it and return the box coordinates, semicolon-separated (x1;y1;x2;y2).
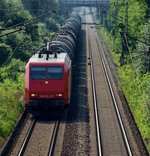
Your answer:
47;67;63;79
31;67;46;79
30;66;63;80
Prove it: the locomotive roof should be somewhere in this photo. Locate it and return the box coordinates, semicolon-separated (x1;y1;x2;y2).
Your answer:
29;53;70;64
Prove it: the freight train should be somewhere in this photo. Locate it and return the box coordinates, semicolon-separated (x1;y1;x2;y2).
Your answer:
25;15;81;112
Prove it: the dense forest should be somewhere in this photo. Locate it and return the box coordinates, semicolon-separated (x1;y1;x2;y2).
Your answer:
98;0;150;151
0;0;63;146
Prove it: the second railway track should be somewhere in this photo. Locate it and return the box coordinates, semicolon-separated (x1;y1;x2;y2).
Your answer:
94;29;132;156
86;12;133;156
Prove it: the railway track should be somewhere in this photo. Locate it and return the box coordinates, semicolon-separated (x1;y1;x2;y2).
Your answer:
93;29;132;156
1;114;60;156
17;118;60;156
17;119;36;156
86;12;133;155
48;119;60;156
88;29;103;156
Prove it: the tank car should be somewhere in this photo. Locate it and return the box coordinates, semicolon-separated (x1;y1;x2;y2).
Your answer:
25;15;81;112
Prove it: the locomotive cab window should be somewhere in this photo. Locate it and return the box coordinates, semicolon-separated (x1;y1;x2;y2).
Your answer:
31;67;46;79
30;66;63;80
47;66;63;79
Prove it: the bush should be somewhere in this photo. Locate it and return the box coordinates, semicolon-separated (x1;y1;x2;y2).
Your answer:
119;65;150;150
0;74;24;140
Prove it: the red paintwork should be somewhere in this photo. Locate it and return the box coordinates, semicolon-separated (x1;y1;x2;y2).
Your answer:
25;61;71;106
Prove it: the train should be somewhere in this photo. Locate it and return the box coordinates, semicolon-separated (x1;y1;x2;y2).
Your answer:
25;15;81;112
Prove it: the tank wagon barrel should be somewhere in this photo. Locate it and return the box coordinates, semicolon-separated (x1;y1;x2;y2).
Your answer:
50;15;81;59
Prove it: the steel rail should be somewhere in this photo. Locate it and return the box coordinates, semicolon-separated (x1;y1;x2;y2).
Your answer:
94;29;133;156
87;27;103;156
48;119;60;156
17;119;36;156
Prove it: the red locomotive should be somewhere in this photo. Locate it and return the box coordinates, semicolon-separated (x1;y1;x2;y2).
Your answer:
25;16;81;112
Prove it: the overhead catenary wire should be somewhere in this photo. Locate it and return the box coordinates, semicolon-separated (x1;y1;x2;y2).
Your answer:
98;4;150;72
0;8;60;37
102;6;140;30
0;38;22;68
101;3;143;30
0;27;47;69
0;28;23;38
0;8;21;12
0;62;26;82
0;3;60;80
0;54;30;82
126;34;150;46
0;8;54;12
124;33;139;75
101;6;150;46
0;42;46;81
4;9;58;30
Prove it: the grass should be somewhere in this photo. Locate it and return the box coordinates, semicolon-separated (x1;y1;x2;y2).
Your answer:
0;73;24;147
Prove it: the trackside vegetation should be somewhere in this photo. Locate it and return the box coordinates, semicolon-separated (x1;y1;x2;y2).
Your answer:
0;0;63;147
98;0;150;151
0;60;25;146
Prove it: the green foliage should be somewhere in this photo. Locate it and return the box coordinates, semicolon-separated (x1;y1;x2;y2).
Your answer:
6;32;23;47
0;0;36;62
38;23;46;35
22;0;62;31
22;0;58;14
0;59;25;82
25;21;39;41
0;62;24;140
133;21;150;74
119;65;150;150
0;0;31;27
108;0;147;48
0;0;61;65
0;43;12;65
46;17;60;31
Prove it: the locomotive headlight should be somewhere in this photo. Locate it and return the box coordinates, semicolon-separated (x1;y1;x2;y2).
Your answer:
31;94;37;97
56;94;62;97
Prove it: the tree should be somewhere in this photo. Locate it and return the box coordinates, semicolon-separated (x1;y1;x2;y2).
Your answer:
134;21;150;74
0;43;12;65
